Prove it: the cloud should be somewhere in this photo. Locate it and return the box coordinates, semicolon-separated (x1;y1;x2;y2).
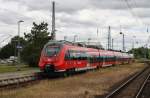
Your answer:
3;0;90;13
0;9;31;25
134;8;150;18
0;0;150;50
91;0;150;9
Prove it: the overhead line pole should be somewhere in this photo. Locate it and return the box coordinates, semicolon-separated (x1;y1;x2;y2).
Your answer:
120;32;125;51
51;1;56;40
108;26;111;50
17;20;24;71
112;38;114;50
123;34;125;51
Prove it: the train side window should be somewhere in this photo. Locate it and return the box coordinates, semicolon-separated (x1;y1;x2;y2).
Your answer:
96;56;98;62
69;50;79;60
109;56;112;61
80;51;87;60
87;54;92;62
76;51;81;60
99;56;103;62
114;56;117;61
72;51;87;60
69;50;76;60
97;55;101;62
65;50;87;60
65;50;70;60
88;55;93;63
104;56;106;61
105;56;109;62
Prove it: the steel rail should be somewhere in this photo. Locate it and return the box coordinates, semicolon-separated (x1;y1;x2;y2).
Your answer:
105;66;149;98
135;73;150;98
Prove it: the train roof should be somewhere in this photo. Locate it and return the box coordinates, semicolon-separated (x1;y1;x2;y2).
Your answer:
46;40;104;49
45;40;133;57
46;40;74;46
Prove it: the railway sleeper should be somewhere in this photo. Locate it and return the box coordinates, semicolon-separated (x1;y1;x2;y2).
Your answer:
0;80;9;86
8;79;15;84
26;77;32;81
23;77;30;82
18;78;24;82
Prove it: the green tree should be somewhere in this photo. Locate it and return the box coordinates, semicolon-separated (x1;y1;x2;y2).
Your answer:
21;22;49;67
0;43;14;59
0;36;26;59
129;47;150;59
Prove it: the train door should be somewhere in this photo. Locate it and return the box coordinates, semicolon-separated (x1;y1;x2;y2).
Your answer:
102;55;106;67
64;50;72;69
65;50;77;69
87;54;91;68
76;51;86;68
114;56;117;65
98;51;103;68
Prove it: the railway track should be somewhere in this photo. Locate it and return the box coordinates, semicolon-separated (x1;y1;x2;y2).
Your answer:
0;72;44;89
0;71;83;89
136;73;150;98
104;64;150;98
0;69;86;89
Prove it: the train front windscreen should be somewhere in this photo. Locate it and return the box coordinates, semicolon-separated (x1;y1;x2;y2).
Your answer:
45;46;60;57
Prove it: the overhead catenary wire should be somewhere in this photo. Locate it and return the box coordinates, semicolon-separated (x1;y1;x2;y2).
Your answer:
123;0;144;26
0;35;12;46
131;0;149;31
129;0;150;48
123;0;149;32
121;0;150;50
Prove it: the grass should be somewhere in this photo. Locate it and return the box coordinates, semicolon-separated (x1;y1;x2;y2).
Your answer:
0;64;38;73
0;62;145;98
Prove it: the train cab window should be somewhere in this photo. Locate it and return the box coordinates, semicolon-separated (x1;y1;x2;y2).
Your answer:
45;46;60;57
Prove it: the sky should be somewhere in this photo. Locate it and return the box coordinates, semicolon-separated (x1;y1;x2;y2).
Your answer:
0;0;150;51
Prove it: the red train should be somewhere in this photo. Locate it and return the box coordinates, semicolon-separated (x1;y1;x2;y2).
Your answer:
39;40;133;73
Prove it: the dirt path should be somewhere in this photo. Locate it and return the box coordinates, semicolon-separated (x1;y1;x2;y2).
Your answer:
0;63;145;98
